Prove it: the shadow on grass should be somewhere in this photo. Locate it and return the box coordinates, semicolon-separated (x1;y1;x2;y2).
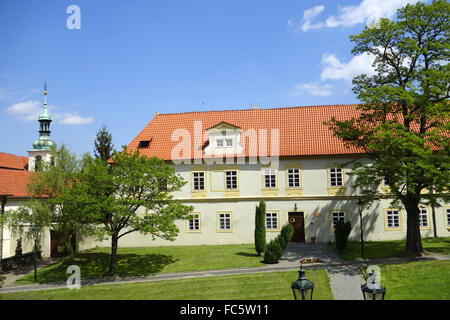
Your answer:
234;252;261;258
16;252;178;284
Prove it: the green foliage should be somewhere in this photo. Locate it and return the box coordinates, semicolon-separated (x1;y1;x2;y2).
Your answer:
254;199;266;256
279;223;294;250
326;0;450;256
263;223;293;264
335;221;352;251
94;124;115;162
263;238;283;264
2;145;193;276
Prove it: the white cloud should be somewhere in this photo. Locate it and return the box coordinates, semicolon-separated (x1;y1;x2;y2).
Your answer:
5;100;42;120
5;100;93;125
320;52;376;82
290;82;333;97
290;0;422;32
289;5;325;32
55;113;94;125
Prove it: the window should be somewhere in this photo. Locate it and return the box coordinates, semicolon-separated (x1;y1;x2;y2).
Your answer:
329;167;343;187
266;212;278;230
264;169;277;188
419;208;429;228
35;155;42;171
192;172;205;191
382;177;390;186
225;138;233;147
225;170;238;189
138;140;151;148
287;168;301;188
218;213;231;231
386;209;401;229
216;139;224;147
188;214;200;231
331;211;346;230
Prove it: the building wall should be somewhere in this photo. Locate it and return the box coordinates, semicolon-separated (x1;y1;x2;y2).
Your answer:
2;200;51;259
78;158;450;250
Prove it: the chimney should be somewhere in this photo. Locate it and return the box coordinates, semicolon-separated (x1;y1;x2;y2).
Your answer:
253;105;260;110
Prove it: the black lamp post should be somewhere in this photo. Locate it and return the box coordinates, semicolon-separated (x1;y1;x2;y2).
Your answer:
357;198;365;259
361;270;386;300
31;226;40;282
291;264;314;300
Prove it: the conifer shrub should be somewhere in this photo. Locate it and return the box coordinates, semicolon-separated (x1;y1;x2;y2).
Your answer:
279;223;294;250
263;238;283;264
335;220;352;251
254;200;267;256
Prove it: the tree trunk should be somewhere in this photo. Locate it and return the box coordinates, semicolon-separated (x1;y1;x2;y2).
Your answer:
403;194;424;257
108;233;119;276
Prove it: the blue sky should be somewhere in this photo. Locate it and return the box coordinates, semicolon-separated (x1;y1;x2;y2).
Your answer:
0;0;423;157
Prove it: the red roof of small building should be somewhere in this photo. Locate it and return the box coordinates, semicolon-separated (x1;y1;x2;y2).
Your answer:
0;168;34;198
0;152;28;171
126;104;364;161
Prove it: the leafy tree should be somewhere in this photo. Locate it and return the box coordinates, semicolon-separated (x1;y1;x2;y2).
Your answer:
65;149;193;275
94;124;115;161
1;145;84;255
326;0;449;257
254;199;266;256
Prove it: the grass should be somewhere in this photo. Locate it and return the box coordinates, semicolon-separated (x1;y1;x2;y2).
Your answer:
381;260;450;300
330;237;450;260
0;270;334;300
15;244;267;285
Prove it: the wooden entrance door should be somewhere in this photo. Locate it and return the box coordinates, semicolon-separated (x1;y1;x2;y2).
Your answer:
288;212;305;243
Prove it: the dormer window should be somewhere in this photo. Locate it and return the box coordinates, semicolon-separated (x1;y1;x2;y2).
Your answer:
138;140;151;149
204;122;244;156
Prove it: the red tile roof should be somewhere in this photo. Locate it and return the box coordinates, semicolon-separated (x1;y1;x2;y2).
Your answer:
127;104;364;161
0;152;28;171
0;168;34;198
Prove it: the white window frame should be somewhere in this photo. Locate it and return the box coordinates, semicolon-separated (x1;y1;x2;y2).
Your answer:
419;208;429;229
287;168;301;188
266;212;278;231
331;210;346;231
264;169;277;188
386;209;401;230
329;167;343;187
225;170;238;190
218;212;232;231
216;139;224;147
192;171;205;191
187;213;200;232
225;138;233;147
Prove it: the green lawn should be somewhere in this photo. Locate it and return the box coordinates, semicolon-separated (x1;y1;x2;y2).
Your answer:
330;237;450;260
1;270;333;300
381;260;450;300
16;244;267;284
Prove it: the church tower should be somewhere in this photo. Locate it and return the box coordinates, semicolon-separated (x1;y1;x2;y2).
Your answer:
28;81;56;172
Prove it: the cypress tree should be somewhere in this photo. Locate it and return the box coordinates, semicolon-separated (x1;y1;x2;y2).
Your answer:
254;199;266;256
